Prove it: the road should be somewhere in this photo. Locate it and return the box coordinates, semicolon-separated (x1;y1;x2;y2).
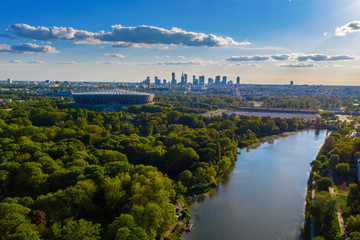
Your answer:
329;187;349;240
310;181;315;240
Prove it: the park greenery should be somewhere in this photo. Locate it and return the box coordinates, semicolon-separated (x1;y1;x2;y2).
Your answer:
0;94;315;240
304;121;360;240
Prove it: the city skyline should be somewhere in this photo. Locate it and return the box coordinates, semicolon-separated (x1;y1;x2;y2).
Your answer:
1;0;360;85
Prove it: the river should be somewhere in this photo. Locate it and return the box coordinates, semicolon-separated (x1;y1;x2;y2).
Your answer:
182;130;327;240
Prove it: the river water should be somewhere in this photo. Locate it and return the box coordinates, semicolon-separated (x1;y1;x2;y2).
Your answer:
182;130;327;240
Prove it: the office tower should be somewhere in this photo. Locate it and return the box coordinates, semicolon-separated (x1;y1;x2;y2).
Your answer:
184;74;188;84
222;76;227;85
228;80;233;84
155;76;161;85
199;76;205;85
7;78;12;84
208;78;214;84
193;75;196;84
45;79;50;84
171;72;177;85
163;79;167;84
215;75;220;84
181;73;185;85
290;81;294;86
236;76;240;85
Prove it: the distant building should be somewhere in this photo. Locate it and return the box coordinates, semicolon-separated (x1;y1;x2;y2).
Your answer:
199;76;205;85
290;81;294;86
215;75;221;84
193;75;197;85
222;76;227;85
7;78;12;84
155;76;161;85
208;78;214;84
72;90;154;105
184;74;188;85
228;80;233;85
171;72;177;85
163;79;167;84
236;76;240;85
180;73;185;85
45;79;50;84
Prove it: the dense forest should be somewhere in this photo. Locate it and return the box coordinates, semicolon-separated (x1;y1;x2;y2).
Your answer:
0;95;311;239
304;121;360;240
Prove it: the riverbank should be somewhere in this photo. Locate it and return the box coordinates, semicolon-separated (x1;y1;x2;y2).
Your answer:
246;131;299;150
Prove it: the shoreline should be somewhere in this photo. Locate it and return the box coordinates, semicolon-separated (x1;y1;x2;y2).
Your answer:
245;131;300;150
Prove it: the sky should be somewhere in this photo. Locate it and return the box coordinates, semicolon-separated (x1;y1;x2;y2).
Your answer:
0;0;360;85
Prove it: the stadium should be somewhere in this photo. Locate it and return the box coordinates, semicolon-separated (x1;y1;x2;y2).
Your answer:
72;90;154;105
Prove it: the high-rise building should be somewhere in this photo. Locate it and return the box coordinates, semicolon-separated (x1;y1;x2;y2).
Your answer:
171;72;177;85
215;75;221;84
199;76;205;85
180;73;185;85
290;81;294;86
208;78;214;84
155;76;161;85
7;78;12;84
184;74;188;85
45;79;50;84
236;76;240;85
222;76;227;85
193;75;198;85
163;79;167;84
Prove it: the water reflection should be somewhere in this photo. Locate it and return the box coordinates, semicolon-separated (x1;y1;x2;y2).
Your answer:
182;130;327;240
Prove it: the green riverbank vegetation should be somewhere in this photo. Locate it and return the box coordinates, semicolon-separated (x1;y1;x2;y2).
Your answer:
0;95;314;240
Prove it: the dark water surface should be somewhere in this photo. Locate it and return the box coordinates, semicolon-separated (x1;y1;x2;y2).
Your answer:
182;130;327;240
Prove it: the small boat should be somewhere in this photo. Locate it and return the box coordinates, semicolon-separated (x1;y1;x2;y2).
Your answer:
183;223;193;231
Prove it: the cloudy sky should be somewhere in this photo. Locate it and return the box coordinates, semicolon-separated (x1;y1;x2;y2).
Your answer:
0;0;360;85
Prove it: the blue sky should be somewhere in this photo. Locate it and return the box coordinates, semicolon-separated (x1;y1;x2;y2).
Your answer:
1;0;360;85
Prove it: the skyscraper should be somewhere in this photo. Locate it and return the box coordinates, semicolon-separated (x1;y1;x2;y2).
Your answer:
215;75;220;84
236;76;240;85
171;72;177;85
184;74;188;85
199;76;205;85
155;76;161;85
7;78;12;84
222;76;227;85
208;78;214;84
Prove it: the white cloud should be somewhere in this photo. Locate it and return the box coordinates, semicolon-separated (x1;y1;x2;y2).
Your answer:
178;56;186;59
54;61;78;65
226;54;357;62
296;54;355;61
9;59;23;64
29;60;45;64
157;60;208;66
226;56;270;61
335;21;360;36
163;56;170;59
95;61;122;64
8;23;247;48
280;63;318;68
0;43;58;54
104;53;125;58
8;23;94;41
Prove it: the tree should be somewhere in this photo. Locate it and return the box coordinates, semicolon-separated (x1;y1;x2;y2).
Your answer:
51;219;101;240
335;163;350;175
316;177;333;191
179;170;193;187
